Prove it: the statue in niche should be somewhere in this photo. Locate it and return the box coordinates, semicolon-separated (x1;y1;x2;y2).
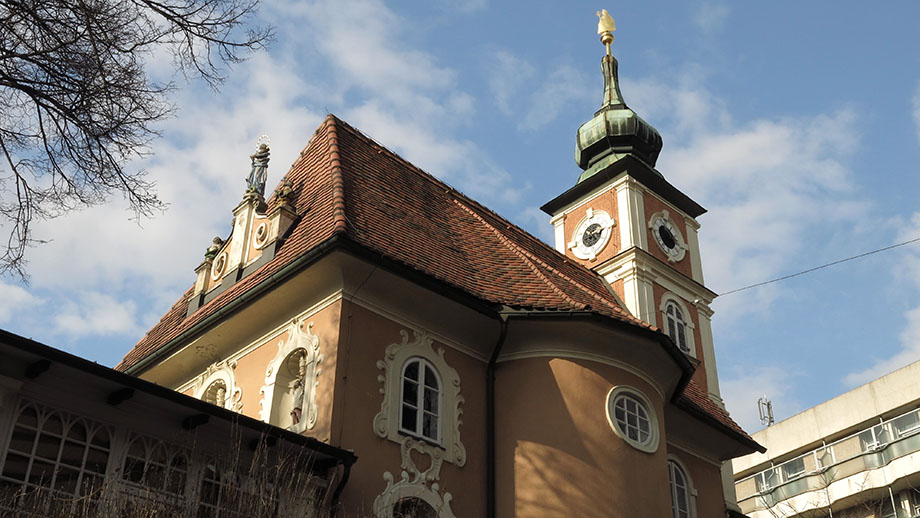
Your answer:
214;385;226;408
290;350;308;425
246;142;271;196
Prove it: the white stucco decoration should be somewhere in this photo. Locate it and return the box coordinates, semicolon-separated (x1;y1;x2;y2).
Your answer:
258;319;323;432
211;251;228;281
373;437;456;518
193;359;243;412
648;209;688;263
253;221;269;249
374;329;466;467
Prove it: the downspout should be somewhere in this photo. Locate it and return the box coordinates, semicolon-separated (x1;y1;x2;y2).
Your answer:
487;314;510;518
329;457;355;518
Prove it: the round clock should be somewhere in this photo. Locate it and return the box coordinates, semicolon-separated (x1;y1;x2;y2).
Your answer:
569;209;615;261
648;211;686;262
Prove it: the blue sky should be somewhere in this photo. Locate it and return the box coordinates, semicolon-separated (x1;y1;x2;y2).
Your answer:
3;1;920;433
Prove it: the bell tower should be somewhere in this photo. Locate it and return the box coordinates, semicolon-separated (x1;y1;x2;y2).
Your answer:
541;10;722;407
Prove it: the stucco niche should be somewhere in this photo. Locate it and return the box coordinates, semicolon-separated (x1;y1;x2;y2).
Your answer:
192;359;242;412
258;319;323;433
373;329;466;467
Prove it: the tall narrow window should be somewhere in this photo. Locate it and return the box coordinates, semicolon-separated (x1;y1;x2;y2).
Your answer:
665;302;689;354
400;358;441;442
669;460;691;518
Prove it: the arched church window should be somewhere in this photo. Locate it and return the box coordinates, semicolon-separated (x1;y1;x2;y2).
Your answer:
393;497;438;518
668;459;694;518
400;358;441;442
665;302;689;353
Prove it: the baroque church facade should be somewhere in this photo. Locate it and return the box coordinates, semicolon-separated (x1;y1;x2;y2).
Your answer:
0;12;761;518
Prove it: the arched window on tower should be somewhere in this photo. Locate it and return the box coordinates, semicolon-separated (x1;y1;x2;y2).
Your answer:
399;358;441;443
665;302;689;354
668;459;695;518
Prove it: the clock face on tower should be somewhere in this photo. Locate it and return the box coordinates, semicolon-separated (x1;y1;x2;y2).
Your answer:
648;210;687;263
569;209;615;261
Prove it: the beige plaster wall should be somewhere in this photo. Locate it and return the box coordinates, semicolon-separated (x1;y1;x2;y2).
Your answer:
667;444;726;518
331;300;488;517
495;356;671;518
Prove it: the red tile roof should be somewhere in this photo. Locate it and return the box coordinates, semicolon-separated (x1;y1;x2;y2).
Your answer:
117;115;754;446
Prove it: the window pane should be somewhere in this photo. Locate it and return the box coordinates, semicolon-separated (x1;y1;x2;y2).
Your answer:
54;466;80;495
34;432;61;461
28;459;54;486
404;361;419;381
9;426;36;454
893;411;920;437
423;388;438;414
89;428;110;449
402;379;418;407
85;447;108;474
424;366;438;389
422;413;437;440
677;324;687;352
60;440;86;468
401;406;417;432
2;452;29;481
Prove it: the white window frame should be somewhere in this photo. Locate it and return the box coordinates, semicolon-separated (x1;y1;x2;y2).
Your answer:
659;293;696;358
605;386;660;453
398;358;442;443
374;329;466;467
668;456;696;518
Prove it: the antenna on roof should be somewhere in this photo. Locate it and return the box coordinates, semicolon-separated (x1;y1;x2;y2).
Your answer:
758;395;774;427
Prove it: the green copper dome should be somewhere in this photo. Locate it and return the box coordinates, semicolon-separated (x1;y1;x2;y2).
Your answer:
575;54;663;181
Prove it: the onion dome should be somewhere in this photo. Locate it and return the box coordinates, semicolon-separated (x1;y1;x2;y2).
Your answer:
575;49;663;180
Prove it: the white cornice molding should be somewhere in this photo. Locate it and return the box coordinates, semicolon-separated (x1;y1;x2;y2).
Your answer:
597;247;717;304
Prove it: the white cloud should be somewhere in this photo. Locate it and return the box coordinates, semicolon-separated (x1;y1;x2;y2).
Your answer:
486;49;535;115
54;292;143;337
692;2;730;33
721;365;804;433
520;64;593;131
637;70;868;326
844;212;920;386
0;281;43;326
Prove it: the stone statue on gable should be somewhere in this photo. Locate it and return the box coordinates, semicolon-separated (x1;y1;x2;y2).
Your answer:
246;140;270;196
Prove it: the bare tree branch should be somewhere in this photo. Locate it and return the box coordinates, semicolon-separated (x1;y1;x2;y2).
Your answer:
0;0;273;279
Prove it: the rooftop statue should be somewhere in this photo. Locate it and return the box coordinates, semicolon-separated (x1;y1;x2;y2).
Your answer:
246;139;271;196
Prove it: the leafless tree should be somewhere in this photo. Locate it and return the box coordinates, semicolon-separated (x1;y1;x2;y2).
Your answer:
0;0;272;278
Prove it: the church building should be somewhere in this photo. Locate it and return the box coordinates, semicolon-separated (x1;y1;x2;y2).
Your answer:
0;11;762;518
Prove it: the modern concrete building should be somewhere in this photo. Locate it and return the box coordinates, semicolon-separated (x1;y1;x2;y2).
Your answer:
733;361;920;518
0;12;761;518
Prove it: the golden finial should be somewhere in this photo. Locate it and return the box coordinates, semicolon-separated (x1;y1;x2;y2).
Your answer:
597;9;616;56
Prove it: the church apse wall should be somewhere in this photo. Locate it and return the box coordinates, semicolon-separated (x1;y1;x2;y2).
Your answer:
494;356;671;518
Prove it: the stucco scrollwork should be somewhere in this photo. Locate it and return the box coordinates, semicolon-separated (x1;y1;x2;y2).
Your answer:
193;359;242;412
374;329;466;467
373;437;456;518
258;318;323;433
